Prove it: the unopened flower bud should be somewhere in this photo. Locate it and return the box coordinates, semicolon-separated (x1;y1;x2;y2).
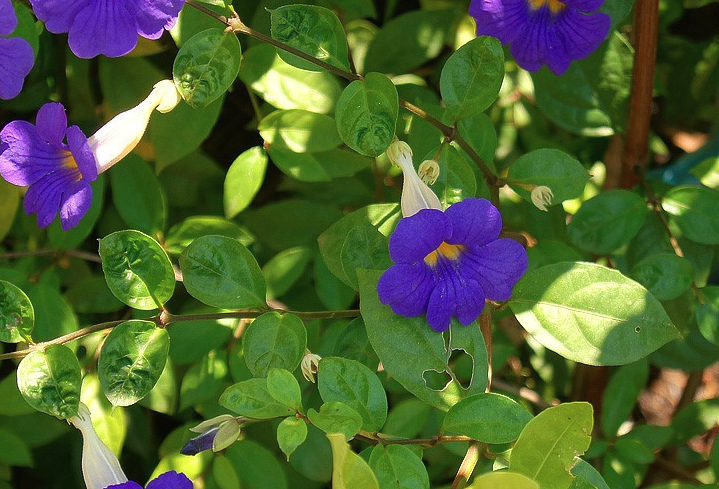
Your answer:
418;160;440;185
182;414;242;455
301;351;322;383
386;138;442;217
531;185;554;212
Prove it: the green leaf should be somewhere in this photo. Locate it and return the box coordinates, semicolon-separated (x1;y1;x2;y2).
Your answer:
359;269;488;411
99;230;176;310
510;262;679;365
164;216;253;256
98;320;169;407
110;154;166;235
307;401;363;441
259;109;342;153
219;378;294;419
270;5;350;71
317;204;400;289
262;246;313;298
567;190;648;254
277;417;308;461
212;455;241;489
569;459;611;489
0;180;19;243
267;368;303;412
180;235;266;309
243;312;307;377
507;149;590;207
662;186;719;244
670;398;719;445
364;9;461;74
442;393;533;444
600;360;648;437
510;402;593;489
317;357;387;432
225;440;288;489
224;146;267;218
0;429;33;467
179;350;229;410
270;147;373;182
440;36;504;120
690;156;719;190
697;286;719;346
629;253;694;301
0;280;34;343
468;472;539;489
335;72;398;157
17;344;81;419
64;277;124;314
173;28;242;108
327;433;380;489
425;144;477;207
239;43;342;114
369;445;430;489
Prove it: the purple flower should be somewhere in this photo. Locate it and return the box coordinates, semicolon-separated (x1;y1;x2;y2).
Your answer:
29;0;185;58
0;0;34;99
0;103;97;230
107;471;193;489
377;198;528;332
469;0;611;75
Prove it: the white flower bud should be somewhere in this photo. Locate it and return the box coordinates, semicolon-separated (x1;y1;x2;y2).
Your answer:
68;403;128;489
301;351;322;383
531;185;554;211
88;79;182;174
386;139;442;217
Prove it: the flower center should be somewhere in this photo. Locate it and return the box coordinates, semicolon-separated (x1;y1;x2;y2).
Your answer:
61;153;82;181
527;0;566;14
424;242;465;267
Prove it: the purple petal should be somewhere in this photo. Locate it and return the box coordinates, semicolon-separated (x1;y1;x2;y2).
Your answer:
146;471;193;489
445;198;502;246
470;0;528;44
0;120;71;186
36;103;68;148
29;0;85;34
134;0;185;39
67;2;137;58
554;9;611;63
23;171;75;227
106;483;143;489
377;263;434;318
0;37;34;100
563;0;605;12
462;239;528;301
66;125;97;181
388;209;449;264
509;7;557;73
181;427;219;455
0;0;17;36
59;181;92;230
425;258;486;331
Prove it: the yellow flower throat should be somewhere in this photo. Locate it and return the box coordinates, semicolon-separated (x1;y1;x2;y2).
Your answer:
527;0;566;13
424;242;465;267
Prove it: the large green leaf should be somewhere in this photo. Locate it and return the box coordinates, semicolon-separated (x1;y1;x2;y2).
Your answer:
0;280;34;343
369;445;430;489
442;393;533;444
98;320;169;407
317;357;387;432
17;345;81;419
600;360;648;437
335;72;398;157
173;28;242;108
567;190;648;254
220;378;294;419
110;155;166;235
99;230;176;310
440;36;504;121
259;109;341;153
242;312;307;377
662;186;719;244
509;402;593;489
468;472;539;489
510;262;679;365
224;146;267;219
270;4;350;71
180;235;266;309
